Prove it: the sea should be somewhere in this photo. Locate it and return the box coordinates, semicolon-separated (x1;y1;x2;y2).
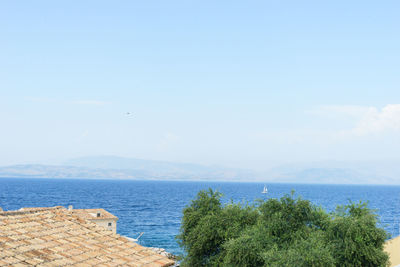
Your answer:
1;177;400;256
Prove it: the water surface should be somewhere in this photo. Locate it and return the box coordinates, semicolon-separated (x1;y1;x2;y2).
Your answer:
1;178;399;255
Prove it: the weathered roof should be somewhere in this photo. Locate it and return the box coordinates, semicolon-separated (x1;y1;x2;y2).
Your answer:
0;206;174;266
71;209;118;220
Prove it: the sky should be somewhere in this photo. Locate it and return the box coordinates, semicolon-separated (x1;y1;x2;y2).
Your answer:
1;1;400;170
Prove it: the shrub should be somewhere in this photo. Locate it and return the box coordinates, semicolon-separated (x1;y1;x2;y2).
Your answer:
177;189;389;267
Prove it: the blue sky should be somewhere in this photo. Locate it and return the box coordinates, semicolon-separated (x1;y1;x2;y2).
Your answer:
1;1;400;169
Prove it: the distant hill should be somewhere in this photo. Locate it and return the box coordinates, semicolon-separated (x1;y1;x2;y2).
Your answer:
64;156;256;180
265;161;400;184
1;157;399;184
0;156;256;181
0;164;147;180
65;156;219;174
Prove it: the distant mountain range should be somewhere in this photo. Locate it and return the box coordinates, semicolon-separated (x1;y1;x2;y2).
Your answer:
0;156;255;181
1;156;400;184
265;160;400;184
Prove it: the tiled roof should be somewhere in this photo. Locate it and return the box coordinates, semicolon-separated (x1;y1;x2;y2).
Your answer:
0;207;174;266
71;209;118;220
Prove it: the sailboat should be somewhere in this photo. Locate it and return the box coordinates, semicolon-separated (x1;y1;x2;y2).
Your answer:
262;185;268;194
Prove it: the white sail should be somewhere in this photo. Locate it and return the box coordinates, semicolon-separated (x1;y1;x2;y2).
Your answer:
262;185;268;194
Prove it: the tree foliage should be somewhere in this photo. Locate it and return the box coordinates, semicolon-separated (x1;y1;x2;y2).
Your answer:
177;189;389;267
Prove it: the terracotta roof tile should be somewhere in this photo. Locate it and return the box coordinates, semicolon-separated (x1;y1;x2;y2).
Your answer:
0;207;174;267
71;209;118;220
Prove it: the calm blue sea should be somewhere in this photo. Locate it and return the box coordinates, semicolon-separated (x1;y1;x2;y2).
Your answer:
1;178;400;255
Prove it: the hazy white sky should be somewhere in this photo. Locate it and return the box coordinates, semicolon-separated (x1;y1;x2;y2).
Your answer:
1;1;400;169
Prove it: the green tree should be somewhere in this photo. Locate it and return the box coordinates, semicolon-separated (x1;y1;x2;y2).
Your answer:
177;189;389;267
327;202;389;266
